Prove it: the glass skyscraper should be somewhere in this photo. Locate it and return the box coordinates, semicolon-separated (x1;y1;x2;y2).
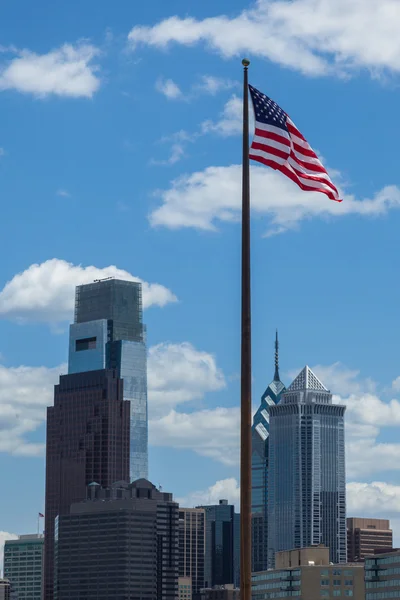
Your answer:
68;278;148;481
251;332;285;573
267;366;347;567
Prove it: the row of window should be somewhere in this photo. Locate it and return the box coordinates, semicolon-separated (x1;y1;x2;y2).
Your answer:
321;591;353;597
321;580;354;586
366;592;400;599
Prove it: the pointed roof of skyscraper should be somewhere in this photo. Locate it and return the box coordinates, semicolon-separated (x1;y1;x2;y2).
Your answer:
274;329;280;382
287;365;328;392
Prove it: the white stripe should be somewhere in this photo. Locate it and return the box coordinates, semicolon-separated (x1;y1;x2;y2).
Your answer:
287;164;338;195
254;120;291;143
291;147;327;170
249;147;286;166
287;156;333;183
252;135;291;156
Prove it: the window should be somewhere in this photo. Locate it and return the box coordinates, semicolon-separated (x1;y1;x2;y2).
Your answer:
76;337;97;351
344;580;353;586
333;592;341;597
334;580;341;586
320;570;329;576
321;592;329;597
333;570;342;575
321;580;329;586
345;592;353;597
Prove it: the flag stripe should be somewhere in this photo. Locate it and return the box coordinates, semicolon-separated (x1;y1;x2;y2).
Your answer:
254;126;291;147
251;141;289;162
253;135;291;156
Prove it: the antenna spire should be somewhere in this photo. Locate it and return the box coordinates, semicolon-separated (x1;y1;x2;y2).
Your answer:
274;329;280;381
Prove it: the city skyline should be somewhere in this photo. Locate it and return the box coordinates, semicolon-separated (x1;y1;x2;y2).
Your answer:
2;0;400;563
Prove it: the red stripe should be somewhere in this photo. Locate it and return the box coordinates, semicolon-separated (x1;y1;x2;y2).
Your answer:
254;126;291;147
287;121;307;142
289;152;328;174
249;153;281;171
291;140;319;160
289;163;339;194
251;141;289;161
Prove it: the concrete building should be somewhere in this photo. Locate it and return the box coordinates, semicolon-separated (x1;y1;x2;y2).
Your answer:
365;548;400;600
199;585;239;600
3;534;44;600
251;332;285;572
54;479;179;600
268;366;347;566
179;508;205;595
179;577;192;600
252;546;364;600
347;518;393;562
0;580;10;600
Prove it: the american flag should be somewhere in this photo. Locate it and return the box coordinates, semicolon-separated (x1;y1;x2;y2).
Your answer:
249;85;341;202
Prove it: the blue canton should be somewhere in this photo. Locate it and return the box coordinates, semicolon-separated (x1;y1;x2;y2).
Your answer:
249;85;288;132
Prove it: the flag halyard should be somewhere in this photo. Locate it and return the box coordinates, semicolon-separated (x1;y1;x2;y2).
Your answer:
248;84;342;202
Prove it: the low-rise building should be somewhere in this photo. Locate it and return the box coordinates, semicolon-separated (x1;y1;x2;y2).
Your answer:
347;518;393;562
179;577;192;600
3;534;44;600
365;548;400;600
252;546;365;600
200;584;239;600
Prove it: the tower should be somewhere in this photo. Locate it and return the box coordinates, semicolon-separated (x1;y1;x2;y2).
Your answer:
69;278;148;481
44;369;130;600
178;508;205;596
268;366;346;566
251;332;285;572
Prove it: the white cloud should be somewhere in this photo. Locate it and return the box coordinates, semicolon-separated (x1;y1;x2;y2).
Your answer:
149;163;400;235
177;478;240;508
0;532;18;576
201;95;244;137
194;75;237;96
347;481;400;518
0;259;177;323
0;148;5;157
0;363;65;456
151;143;185;166
149;407;240;465
0;43;100;98
155;77;182;99
148;342;226;415
56;189;70;198
128;0;400;77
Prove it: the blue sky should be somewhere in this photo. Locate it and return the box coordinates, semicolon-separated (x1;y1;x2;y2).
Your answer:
2;0;400;553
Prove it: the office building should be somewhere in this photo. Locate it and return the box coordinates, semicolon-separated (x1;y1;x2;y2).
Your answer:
44;369;130;600
251;332;285;572
197;500;239;588
252;546;364;600
69;278;148;482
54;479;179;600
365;548;400;599
347;518;393;562
179;508;205;595
179;577;192;600
0;580;10;600
199;585;239;600
4;534;44;600
268;366;347;566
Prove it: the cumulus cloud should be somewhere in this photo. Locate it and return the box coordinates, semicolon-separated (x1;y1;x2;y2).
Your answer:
194;75;237;96
149;164;400;235
201;95;244;137
128;0;400;78
0;363;65;456
0;43;100;98
0;259;177;323
149;407;240;465
151;143;185;166
155;77;182;99
56;189;71;198
148;342;226;415
177;478;240;508
0;532;18;575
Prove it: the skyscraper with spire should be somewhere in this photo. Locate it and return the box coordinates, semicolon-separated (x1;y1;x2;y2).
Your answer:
251;332;285;572
268;365;347;566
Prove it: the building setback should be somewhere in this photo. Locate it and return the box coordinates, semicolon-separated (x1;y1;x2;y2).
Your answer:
268;366;347;566
44;369;130;600
54;480;179;600
365;549;400;599
70;278;148;482
197;500;239;588
251;332;285;572
347;518;393;562
4;534;44;600
252;546;364;600
179;508;205;596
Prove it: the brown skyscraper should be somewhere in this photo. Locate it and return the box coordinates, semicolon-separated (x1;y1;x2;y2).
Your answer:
44;369;130;600
347;518;393;562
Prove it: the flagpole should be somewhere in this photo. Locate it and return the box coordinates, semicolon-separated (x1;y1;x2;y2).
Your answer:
240;58;252;600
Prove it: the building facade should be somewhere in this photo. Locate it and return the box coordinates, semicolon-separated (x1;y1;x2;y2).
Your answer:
4;534;44;600
347;518;393;562
365;549;400;600
268;366;347;566
251;332;285;572
44;369;130;600
199;585;239;600
252;547;364;600
0;580;10;600
179;508;205;596
179;577;192;600
197;500;239;588
69;278;148;482
54;480;179;600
